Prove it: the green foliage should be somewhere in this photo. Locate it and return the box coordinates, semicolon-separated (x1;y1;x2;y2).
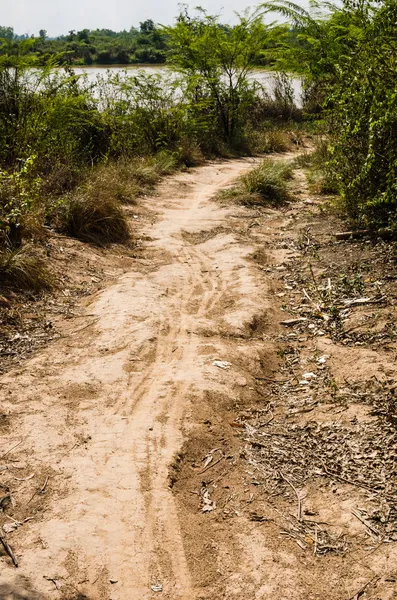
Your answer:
328;0;397;228
0;157;42;248
165;8;270;146
265;0;397;229
221;158;293;206
0;23;168;66
240;158;292;199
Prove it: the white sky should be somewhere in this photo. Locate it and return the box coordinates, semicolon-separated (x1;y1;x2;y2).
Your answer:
0;0;308;37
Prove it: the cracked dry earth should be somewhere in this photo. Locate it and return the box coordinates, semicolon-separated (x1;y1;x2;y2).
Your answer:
1;156;397;600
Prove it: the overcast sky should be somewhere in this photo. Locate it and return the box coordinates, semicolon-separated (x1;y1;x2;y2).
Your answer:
1;0;307;37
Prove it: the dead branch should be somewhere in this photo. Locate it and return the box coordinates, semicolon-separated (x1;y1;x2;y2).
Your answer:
0;531;18;567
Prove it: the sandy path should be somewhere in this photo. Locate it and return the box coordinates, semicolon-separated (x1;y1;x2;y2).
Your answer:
0;158;264;599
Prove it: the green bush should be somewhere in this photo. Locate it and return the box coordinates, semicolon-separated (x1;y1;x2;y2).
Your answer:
263;0;397;230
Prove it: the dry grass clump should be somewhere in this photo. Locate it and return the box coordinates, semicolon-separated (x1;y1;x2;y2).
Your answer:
85;153;176;207
176;138;205;167
0;246;53;291
245;127;293;155
262;129;292;154
239;159;293;205
58;186;130;245
55;152;180;245
219;159;293;207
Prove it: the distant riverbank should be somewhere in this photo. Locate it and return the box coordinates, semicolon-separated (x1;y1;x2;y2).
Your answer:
69;65;303;106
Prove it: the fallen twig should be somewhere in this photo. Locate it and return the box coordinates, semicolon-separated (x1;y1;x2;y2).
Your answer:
320;462;379;494
342;297;386;308
0;531;18;567
14;473;34;482
347;575;379;600
302;288;322;313
27;475;49;505
40;476;49;494
200;455;224;474
281;317;307;326
66;318;100;337
43;576;62;590
279;471;302;521
255;376;286;384
0;439;24;461
335;230;369;241
314;524;318;556
351;509;381;539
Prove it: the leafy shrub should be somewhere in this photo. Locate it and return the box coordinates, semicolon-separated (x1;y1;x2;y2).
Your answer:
0;156;42;249
294;139;338;195
264;0;397;229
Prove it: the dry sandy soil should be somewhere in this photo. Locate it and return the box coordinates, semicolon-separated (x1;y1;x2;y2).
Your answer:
0;155;396;600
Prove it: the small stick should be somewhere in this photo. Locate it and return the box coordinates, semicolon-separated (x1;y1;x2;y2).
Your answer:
351;510;381;539
302;288;321;313
260;412;274;427
27;476;49;505
314;524;318;556
40;476;49;494
0;531;18;567
320;461;378;493
0;439;24;461
199;455;224;474
255;376;286;383
347;575;379;600
279;471;302;521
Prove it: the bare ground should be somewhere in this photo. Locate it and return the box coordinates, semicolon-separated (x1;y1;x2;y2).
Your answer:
0;155;396;600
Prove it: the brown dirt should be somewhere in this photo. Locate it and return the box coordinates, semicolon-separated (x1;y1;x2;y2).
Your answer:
0;155;396;600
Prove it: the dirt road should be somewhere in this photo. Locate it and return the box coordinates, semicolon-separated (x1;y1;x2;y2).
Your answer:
1;156;397;600
0;158;268;599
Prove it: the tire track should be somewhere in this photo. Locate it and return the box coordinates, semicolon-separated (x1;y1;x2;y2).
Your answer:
0;157;259;600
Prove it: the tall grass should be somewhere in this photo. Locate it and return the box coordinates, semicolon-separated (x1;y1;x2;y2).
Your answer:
0;246;53;291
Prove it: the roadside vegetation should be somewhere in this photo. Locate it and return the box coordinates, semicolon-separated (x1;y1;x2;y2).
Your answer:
0;0;396;296
262;0;397;233
0;7;302;293
0;22;168;66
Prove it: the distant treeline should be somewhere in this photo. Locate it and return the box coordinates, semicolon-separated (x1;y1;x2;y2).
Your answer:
0;20;292;66
0;21;169;65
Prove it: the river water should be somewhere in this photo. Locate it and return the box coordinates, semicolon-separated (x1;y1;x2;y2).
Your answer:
70;65;303;105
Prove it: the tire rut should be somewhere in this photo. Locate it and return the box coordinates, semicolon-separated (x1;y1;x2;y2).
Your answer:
0;158;258;600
